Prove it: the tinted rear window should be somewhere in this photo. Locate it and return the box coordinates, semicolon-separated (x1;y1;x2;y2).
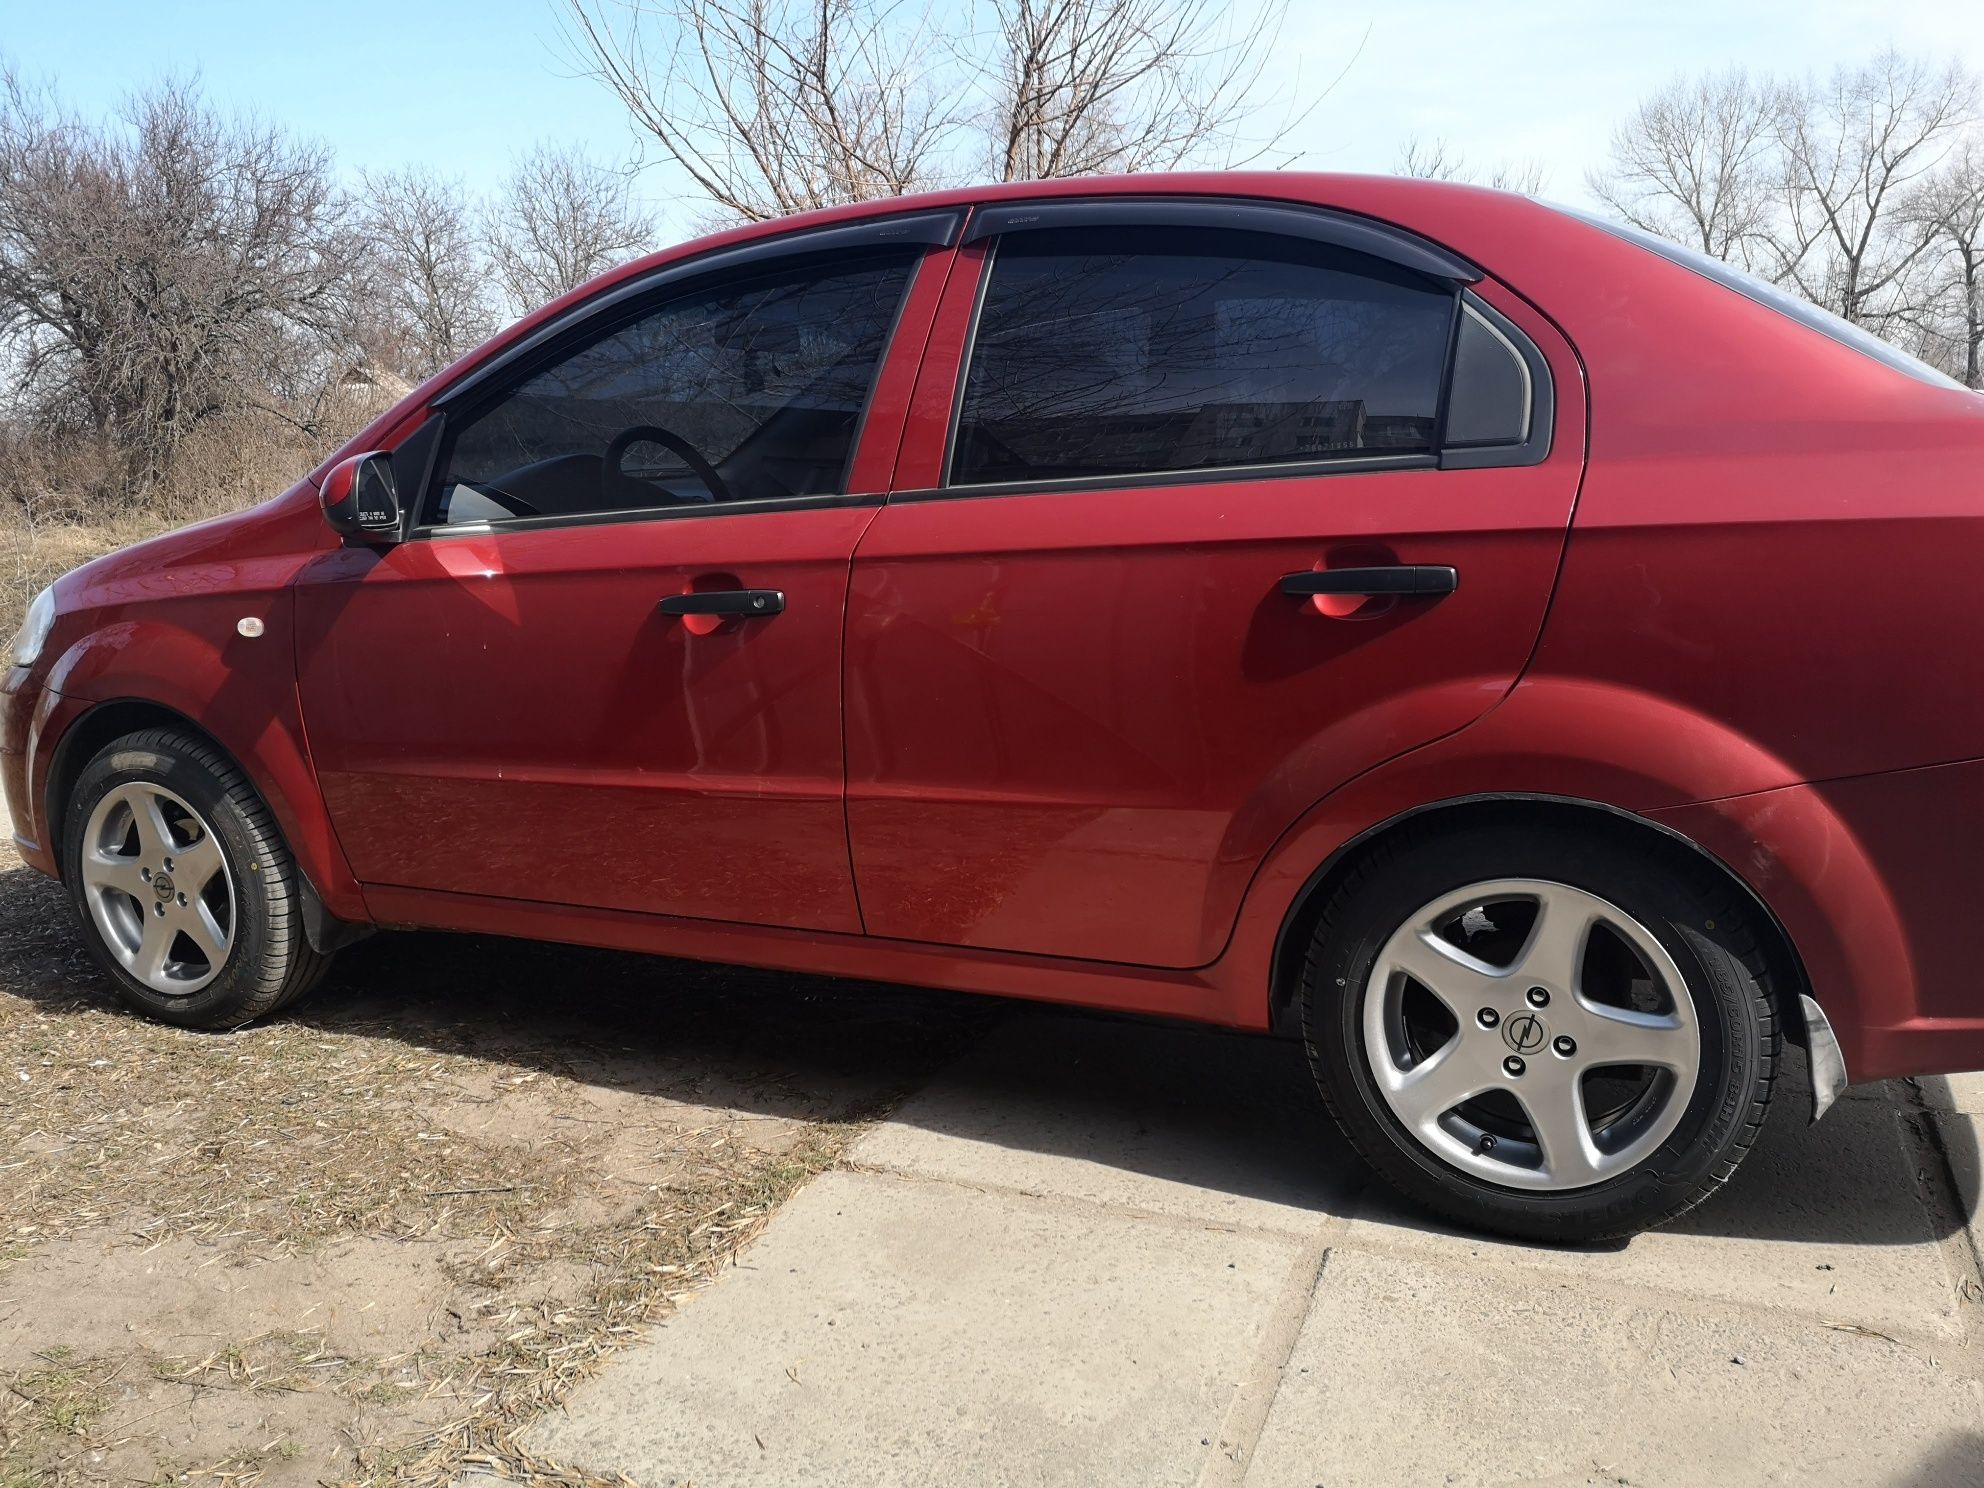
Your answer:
951;227;1457;486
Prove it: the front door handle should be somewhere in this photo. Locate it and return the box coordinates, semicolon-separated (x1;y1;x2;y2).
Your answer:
658;589;786;618
1279;566;1458;599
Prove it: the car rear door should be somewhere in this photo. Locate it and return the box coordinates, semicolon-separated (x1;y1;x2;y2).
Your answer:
294;212;958;932
843;199;1585;967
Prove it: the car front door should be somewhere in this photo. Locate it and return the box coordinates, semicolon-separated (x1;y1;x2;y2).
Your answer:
295;219;953;932
844;201;1585;967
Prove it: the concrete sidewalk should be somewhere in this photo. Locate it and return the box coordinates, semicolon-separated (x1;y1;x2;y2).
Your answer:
520;1011;1984;1486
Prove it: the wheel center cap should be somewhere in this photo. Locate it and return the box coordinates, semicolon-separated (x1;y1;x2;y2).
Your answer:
152;872;175;900
1502;1011;1548;1055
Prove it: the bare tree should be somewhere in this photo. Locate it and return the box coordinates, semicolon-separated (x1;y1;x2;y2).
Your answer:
1395;136;1547;195
359;167;497;381
985;0;1296;181
483;142;656;312
561;0;957;223
561;0;1301;222
1486;162;1548;195
1771;51;1977;329
1587;69;1779;264
0;71;363;494
1394;136;1466;182
1908;139;1984;387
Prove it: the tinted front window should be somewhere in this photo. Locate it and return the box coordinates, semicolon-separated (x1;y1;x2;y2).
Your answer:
428;251;915;525
951;227;1456;486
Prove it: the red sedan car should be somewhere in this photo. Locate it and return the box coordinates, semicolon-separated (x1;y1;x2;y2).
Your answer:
6;174;1982;1241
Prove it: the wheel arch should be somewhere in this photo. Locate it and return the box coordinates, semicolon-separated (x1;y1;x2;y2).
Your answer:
1265;793;1815;1057
46;698;200;873
43;697;366;955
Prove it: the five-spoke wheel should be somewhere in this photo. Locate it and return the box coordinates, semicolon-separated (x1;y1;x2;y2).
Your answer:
1303;819;1778;1242
1362;879;1699;1191
64;727;330;1028
79;782;235;995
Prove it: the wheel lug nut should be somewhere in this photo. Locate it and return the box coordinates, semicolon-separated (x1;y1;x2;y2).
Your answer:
1526;986;1550;1007
140;867;152;882
1553;1035;1577;1057
152;902;165;917
1503;1055;1525;1077
163;857;174;871
1476;1007;1499;1029
176;893;187;907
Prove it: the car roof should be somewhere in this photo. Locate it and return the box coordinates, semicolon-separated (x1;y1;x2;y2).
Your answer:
603;171;1531;284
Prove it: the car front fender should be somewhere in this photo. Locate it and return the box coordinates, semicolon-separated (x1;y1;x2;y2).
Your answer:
35;596;366;923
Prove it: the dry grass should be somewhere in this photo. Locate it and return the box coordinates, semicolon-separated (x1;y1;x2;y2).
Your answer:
5;1350;114;1445
0;399;376;636
0;834;993;1486
0;512;178;642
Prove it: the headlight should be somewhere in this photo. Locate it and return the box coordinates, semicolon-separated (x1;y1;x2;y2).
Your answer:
9;587;55;668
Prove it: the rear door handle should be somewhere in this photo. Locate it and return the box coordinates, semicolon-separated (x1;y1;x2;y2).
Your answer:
658;589;786;618
1279;566;1458;598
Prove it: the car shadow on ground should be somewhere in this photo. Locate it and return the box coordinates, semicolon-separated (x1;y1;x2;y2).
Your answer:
2;860;1970;1252
1904;1432;1984;1488
796;976;1973;1253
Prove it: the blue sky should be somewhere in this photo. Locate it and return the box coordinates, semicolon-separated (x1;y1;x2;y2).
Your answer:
5;0;1982;238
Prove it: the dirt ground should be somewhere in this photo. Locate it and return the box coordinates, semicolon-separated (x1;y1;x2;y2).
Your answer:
0;833;993;1487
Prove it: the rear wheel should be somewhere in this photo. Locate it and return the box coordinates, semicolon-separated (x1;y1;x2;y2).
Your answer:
1302;821;1776;1242
64;728;331;1028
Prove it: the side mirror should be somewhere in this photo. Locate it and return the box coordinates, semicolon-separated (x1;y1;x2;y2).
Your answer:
321;451;402;542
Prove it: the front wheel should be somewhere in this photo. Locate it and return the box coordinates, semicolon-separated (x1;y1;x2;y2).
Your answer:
64;727;331;1028
1302;822;1778;1242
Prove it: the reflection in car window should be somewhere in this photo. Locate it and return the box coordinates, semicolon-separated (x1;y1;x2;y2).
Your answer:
951;226;1457;487
426;250;917;526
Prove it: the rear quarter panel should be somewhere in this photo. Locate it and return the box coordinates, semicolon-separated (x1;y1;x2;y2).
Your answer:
1208;200;1984;1078
1515;218;1984;785
1508;217;1984;1080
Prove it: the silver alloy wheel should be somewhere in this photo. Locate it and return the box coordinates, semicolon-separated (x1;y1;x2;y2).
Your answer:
79;782;235;996
1361;878;1700;1192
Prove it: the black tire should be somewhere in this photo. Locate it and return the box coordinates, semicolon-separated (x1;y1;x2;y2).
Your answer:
1302;820;1777;1243
63;727;332;1029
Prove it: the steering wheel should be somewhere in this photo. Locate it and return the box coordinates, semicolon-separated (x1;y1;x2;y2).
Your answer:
471;482;539;518
603;424;731;504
